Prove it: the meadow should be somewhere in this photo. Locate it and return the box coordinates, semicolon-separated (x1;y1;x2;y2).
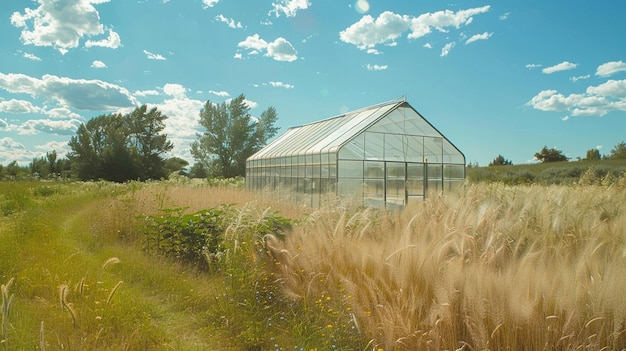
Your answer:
1;173;625;350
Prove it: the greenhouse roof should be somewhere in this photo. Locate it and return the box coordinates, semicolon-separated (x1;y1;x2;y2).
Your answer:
248;98;463;162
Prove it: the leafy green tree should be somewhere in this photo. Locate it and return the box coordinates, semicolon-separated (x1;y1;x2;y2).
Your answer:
534;146;569;163
489;154;512;166
30;156;50;178
6;161;26;179
188;163;209;179
191;94;279;178
67;105;173;182
47;150;57;175
584;148;601;161
607;141;626;160
127;105;174;180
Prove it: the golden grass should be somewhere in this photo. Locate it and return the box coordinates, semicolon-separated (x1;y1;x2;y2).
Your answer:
267;182;626;350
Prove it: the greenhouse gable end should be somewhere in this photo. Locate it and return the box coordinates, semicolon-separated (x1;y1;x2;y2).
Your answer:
246;98;465;208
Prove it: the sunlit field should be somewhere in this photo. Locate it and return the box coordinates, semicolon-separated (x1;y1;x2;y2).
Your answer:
1;175;626;350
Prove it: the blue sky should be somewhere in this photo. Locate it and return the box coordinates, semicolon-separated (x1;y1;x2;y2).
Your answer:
1;0;625;167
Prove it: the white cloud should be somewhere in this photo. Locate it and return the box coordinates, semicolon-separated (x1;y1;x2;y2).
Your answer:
268;82;294;89
85;29;121;49
46;107;81;119
499;12;510;20
570;74;590;83
144;50;166;60
23;52;41;61
596;61;626;77
269;0;310;17
91;60;107;68
0;72;137;111
527;78;626;117
266;38;298;62
465;32;492;44
526;63;542;69
202;0;220;9
10;0;111;53
423;43;432;49
237;34;298;62
440;42;455;57
163;83;187;98
0;99;42;114
209;90;230;97
542;61;577;74
0;137;34;166
365;64;388;71
134;89;161;97
339;6;490;53
215;14;242;29
17;119;83;136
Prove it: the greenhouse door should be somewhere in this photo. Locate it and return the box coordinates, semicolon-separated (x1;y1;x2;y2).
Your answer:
406;163;425;205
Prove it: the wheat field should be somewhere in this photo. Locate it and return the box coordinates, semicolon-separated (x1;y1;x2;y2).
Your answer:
265;181;626;350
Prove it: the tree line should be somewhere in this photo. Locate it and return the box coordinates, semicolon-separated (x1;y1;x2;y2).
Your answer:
488;142;626;166
0;94;279;182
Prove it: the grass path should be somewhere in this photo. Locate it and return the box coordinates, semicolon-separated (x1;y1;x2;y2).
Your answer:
1;185;241;350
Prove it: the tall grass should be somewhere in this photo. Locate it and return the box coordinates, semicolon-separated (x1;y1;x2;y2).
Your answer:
268;181;626;349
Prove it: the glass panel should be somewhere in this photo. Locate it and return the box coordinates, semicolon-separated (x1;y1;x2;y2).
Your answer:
339;133;365;160
444;164;465;179
423;137;443;163
338;160;363;178
427;163;442;178
407;163;424;196
364;179;384;208
386;162;405;178
338;178;363;198
364;161;384;178
385;133;404;162
364;132;384;160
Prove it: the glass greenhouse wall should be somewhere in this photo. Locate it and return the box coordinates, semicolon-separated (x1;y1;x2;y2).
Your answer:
246;98;465;209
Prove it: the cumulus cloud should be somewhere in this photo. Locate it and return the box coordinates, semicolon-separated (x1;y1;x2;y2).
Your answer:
596;61;626;77
216;14;242;29
465;32;492;44
339;6;490;53
91;60;107;68
237;34;298;62
134;89;161;97
365;64;388;71
18;118;83;136
526;63;542;69
144;50;167;60
0;137;33;166
0;72;137;111
163;83;187;98
542;61;577;74
10;0;112;54
85;29;121;48
527;78;626;117
0;99;42;114
269;0;310;17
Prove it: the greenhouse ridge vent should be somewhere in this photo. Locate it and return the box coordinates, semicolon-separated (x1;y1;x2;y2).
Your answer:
245;98;466;208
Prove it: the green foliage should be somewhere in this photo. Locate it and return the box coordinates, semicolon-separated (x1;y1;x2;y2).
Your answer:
534;145;569;163
489;154;513;166
191;94;279;178
67;105;173;182
608;141;626;160
585;148;601;161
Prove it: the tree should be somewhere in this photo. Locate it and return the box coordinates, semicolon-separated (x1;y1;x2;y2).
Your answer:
534;146;569;163
584;148;601;161
163;157;189;176
191;94;279;178
127;105;174;180
607;141;626;160
489;154;512;166
67;105;174;182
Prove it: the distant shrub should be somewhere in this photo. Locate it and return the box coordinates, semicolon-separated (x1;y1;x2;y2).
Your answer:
33;185;56;197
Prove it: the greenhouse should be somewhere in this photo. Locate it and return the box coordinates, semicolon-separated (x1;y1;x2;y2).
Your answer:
246;98;465;208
